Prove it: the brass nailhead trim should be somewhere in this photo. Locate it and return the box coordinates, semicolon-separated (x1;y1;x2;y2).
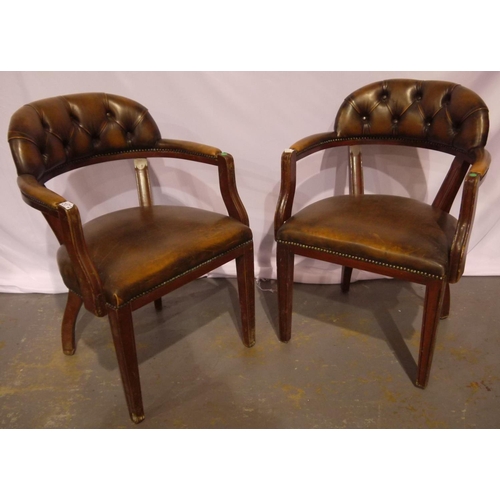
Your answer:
277;240;443;280
107;239;253;309
21;192;58;212
41;147;219;182
95;147;218;160
297;135;468;158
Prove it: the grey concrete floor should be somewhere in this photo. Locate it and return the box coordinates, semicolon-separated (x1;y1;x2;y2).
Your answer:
0;276;499;428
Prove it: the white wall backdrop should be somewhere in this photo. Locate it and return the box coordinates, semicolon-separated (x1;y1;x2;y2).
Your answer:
1;71;499;293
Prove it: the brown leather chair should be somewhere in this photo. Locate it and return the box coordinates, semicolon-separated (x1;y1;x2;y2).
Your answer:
275;79;490;388
8;93;255;423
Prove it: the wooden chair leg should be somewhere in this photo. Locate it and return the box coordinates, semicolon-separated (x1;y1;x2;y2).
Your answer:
61;290;83;355
277;242;294;343
107;305;144;424
416;280;447;388
440;283;450;319
341;266;353;293
154;298;163;311
236;244;256;348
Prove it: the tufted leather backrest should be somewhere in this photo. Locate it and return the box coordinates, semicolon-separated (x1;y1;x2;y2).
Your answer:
8;93;162;183
334;79;489;154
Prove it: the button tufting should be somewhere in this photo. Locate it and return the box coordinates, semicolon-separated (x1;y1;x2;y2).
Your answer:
331;79;488;154
442;92;452;105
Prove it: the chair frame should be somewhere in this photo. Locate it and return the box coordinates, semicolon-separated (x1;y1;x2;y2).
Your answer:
15;134;255;424
275;134;490;388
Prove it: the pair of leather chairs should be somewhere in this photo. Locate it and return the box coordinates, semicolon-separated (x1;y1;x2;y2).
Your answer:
8;79;490;423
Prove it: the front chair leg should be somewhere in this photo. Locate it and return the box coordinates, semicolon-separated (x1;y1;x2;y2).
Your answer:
62;290;83;355
236;244;256;348
416;280;447;388
277;242;294;343
107;305;145;424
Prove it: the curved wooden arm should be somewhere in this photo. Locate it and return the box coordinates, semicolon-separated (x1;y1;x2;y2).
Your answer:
290;132;337;160
56;201;106;316
468;147;490;178
274;149;297;236
155;138;222;165
17;174;105;315
217;153;249;225
274;132;350;235
448;148;491;283
17;174;67;214
18;174;68;245
154;141;251;224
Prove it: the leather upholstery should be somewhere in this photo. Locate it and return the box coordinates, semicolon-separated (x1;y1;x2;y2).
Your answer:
57;206;252;308
8;93;223;186
335;79;489;153
278;79;490;283
8;93;162;182
277;195;457;279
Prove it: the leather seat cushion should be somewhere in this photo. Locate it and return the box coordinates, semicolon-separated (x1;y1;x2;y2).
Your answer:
57;205;252;307
277;195;457;279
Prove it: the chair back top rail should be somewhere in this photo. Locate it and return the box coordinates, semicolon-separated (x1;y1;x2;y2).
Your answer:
8;93;221;184
335;79;489;154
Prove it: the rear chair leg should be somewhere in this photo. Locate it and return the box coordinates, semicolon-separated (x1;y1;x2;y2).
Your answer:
416;280;447;388
62;290;83;355
107;305;145;424
236;244;256;348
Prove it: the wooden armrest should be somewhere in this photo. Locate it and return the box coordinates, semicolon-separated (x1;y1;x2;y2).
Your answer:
17;174;67;215
17;174;105;314
274;149;297;235
217;153;249;225
469;148;490;179
289;132;337;159
56;200;106;315
153;144;248;225
156;138;222;163
448;148;491;283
